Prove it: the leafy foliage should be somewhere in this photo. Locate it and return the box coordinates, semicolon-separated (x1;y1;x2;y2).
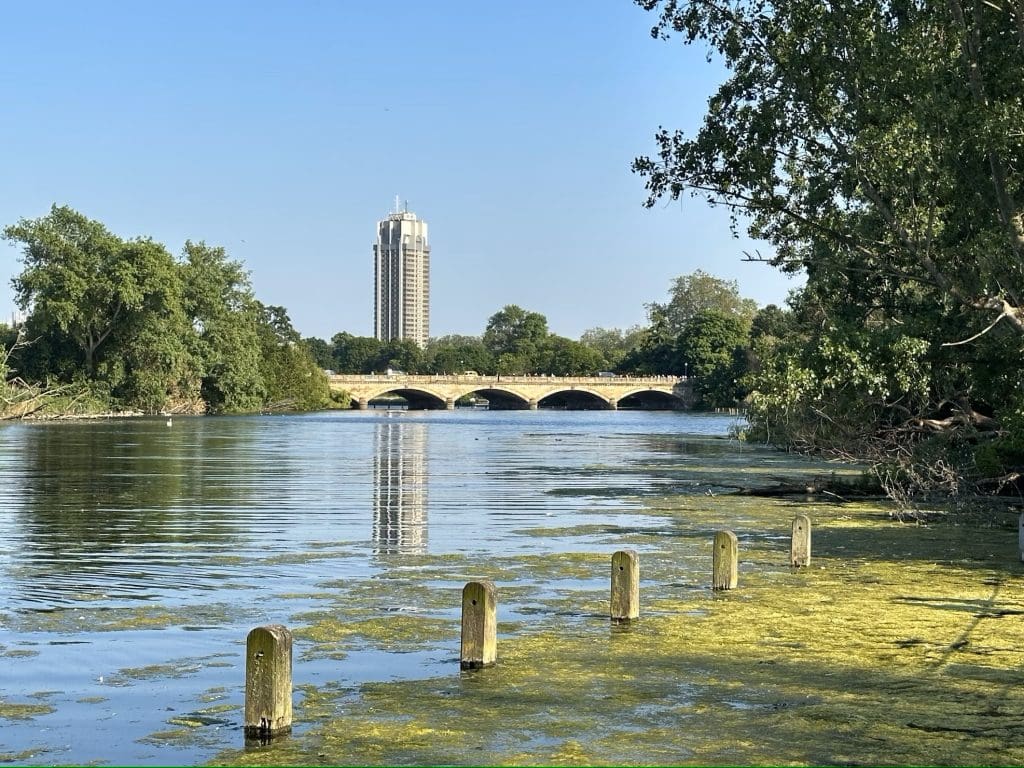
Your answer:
579;326;646;371
4;208;327;415
677;310;751;407
483;305;550;370
256;304;330;411
618;275;754;404
425;335;494;374
181;240;264;413
648;269;757;335
635;0;1024;494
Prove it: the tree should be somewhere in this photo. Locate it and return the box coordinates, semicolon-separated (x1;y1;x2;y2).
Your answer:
0;325;17;376
580;326;646;370
261;305;302;345
6;206;180;377
181;240;265;413
378;339;425;373
634;0;1024;462
5;206;195;411
5;208;330;415
483;305;549;363
634;2;1024;336
425;335;494;374
256;303;329;411
648;270;757;335
330;333;383;373
0;325;54;419
303;337;334;370
618;312;681;375
535;335;606;376
676;310;751;407
107;250;194;412
750;304;796;344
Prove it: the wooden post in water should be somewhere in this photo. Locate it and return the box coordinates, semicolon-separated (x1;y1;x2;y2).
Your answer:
610;549;640;622
460;580;497;669
713;530;739;590
244;624;293;739
791;515;811;567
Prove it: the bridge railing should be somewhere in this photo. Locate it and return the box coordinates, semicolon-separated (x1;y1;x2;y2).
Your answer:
327;373;688;385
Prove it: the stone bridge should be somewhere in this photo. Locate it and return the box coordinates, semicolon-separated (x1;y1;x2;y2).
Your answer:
327;373;693;410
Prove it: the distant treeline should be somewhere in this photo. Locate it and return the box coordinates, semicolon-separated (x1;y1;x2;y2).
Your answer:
306;271;783;410
1;206;771;415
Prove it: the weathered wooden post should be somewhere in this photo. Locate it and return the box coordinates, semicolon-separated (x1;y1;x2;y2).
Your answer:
244;624;293;739
1019;512;1024;562
610;549;639;622
713;530;739;590
791;515;811;567
460;580;497;669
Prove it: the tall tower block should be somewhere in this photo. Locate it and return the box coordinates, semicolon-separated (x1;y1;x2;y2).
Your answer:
373;203;430;348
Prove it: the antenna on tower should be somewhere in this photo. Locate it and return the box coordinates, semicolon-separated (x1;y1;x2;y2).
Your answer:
394;194;400;214
404;199;409;213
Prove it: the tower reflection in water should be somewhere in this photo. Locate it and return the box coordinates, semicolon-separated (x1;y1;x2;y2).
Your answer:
372;419;428;555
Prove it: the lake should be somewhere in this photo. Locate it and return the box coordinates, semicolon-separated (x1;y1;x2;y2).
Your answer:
3;410;1023;766
0;410;741;764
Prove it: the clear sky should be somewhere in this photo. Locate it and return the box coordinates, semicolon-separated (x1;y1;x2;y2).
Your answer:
0;1;800;341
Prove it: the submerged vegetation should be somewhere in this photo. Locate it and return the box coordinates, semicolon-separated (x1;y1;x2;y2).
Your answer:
211;495;1024;766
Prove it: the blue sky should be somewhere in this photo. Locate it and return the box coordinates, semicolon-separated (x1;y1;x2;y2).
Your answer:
0;1;800;341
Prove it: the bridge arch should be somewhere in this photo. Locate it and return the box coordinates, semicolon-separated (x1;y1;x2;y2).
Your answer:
535;387;615;410
459;387;532;410
359;386;448;410
616;388;683;410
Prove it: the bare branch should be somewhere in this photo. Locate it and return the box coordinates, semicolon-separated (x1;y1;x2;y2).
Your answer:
940;312;1009;346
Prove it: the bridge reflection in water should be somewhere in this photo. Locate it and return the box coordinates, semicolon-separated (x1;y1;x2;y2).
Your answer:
371;419;428;555
329;373;692;411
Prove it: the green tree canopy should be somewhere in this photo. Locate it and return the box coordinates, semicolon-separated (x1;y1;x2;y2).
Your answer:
634;1;1024;338
425;335;494;374
378;338;426;373
256;303;329;411
634;0;1024;464
676;309;751;407
303;337;333;370
5;206;180;375
5;206;195;410
535;335;606;376
330;333;383;374
6;208;335;415
579;326;646;370
181;240;265;413
648;270;758;335
483;305;549;362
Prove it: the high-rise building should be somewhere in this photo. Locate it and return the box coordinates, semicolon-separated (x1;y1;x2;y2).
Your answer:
373;203;430;348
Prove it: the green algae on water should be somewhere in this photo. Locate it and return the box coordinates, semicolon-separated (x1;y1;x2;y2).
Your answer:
0;647;38;659
9;602;237;633
293;614;456;653
0;747;51;764
0;699;55;721
105;653;236;687
213;497;1024;766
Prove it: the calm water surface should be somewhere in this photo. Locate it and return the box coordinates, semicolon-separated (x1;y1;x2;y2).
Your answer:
0;409;751;764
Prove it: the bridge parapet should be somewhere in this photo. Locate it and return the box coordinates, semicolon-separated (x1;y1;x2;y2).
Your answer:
331;374;686;386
